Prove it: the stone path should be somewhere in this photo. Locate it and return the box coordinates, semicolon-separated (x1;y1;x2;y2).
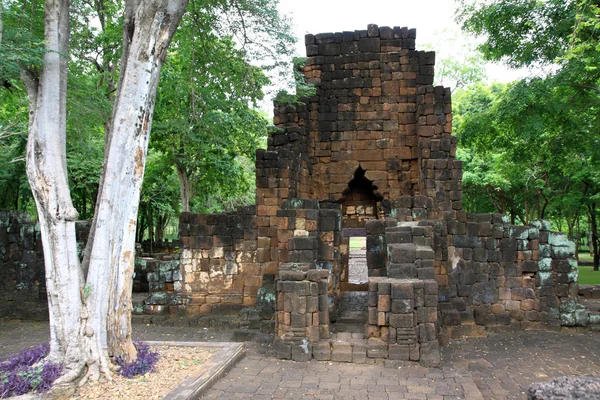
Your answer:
204;347;480;399
1;321;599;399
443;330;600;400
348;249;368;284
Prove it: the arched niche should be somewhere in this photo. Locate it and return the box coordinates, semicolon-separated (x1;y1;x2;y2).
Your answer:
338;166;383;229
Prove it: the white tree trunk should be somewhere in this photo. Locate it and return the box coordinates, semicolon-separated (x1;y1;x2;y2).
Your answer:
23;0;189;393
85;0;189;362
24;0;98;394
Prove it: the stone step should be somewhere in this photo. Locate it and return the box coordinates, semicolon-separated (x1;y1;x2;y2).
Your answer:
387;243;416;263
340;291;368;312
579;284;600;299
387;222;420;230
581;299;600;313
388;263;417;279
386;230;413;244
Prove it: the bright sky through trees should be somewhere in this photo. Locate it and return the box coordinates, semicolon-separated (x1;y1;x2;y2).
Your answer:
276;0;532;88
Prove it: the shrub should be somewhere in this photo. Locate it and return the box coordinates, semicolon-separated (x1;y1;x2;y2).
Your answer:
0;344;62;398
115;341;160;378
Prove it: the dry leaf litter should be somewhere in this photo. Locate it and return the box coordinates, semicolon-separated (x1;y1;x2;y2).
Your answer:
73;346;216;399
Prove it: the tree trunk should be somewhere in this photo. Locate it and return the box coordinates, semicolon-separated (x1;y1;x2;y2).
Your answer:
156;213;166;242
575;215;580;259
136;208;146;243
23;0;107;394
176;161;192;212
589;203;599;271
0;1;4;45
84;0;189;363
22;0;189;392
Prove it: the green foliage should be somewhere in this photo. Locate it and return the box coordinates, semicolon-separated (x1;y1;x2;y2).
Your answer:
0;0;294;243
137;151;180;242
0;86;31;211
435;53;486;91
456;0;600;267
0;1;46;86
151;0;293;215
0;1;45;213
455;76;598;223
457;0;577;67
274;57;316;105
65;67;112;219
83;283;92;299
421;29;487;91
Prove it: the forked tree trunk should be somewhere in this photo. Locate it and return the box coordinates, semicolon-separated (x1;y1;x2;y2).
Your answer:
84;0;189;363
24;0;102;394
24;0;189;393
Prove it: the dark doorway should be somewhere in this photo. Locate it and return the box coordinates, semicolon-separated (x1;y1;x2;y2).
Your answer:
333;167;383;333
339;166;383;229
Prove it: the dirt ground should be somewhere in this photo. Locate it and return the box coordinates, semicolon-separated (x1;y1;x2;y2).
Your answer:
72;346;216;399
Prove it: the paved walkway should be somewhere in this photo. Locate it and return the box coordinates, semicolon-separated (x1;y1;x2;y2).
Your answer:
1;322;599;399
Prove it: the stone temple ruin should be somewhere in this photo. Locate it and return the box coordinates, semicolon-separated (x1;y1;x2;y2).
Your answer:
1;24;598;366
174;24;596;364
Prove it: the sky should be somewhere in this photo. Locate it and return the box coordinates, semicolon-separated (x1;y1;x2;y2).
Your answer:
276;0;528;86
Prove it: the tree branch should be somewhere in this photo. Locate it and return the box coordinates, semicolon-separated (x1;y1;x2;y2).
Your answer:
569;83;600;93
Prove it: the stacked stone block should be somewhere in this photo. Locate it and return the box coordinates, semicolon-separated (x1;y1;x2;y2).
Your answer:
0;211;44;319
274;199;320;266
257;98;311;210
274;264;330;361
317;206;343;314
546;229;587;327
3;23;599;370
178;205;260;313
419;137;462;215
142;290;189;316
366;278;440;366
293;24;446;203
386;222;435;280
0;211;89;320
365;219;387;277
135;254;182;293
273;199;343;319
139;239;180;254
342;202;378;228
133;253;188;316
389;195;433;221
427;213;585;338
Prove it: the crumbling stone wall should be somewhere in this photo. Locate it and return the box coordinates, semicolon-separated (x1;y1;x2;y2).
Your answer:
274;200;343;316
366;278;440;366
268;26;451;205
0;211;45;320
0;211;89;320
428;214;583;339
178;205;260;313
3;23;595;364
274;264;330;361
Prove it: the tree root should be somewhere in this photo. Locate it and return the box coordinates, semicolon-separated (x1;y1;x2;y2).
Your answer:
40;348;114;400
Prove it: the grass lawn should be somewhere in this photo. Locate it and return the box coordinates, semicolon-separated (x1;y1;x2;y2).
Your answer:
579;265;600;285
349;237;366;250
577;252;600;283
579;253;593;264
